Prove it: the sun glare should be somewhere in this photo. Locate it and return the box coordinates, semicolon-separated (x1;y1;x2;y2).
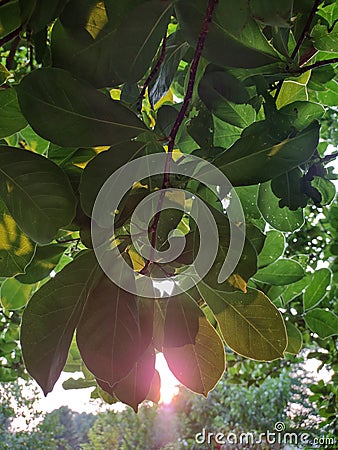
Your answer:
155;353;180;404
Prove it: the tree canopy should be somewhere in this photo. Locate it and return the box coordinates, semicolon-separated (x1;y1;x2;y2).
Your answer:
0;0;337;414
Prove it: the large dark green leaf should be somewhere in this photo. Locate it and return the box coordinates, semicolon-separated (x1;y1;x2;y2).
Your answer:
110;0;174;83
311;23;338;54
20;251;101;395
254;258;305;285
79;141;148;217
198;284;287;361
249;0;294;27
176;0;280;68
303;268;331;310
0;1;20;38
258;181;304;232
163;290;225;396
258;230;285;268
0;89;27;139
0;199;35;277
16;68;146;147
77;274;144;386
20;0;69;33
213;121;320;186
305;308;338;339
0;146;76;244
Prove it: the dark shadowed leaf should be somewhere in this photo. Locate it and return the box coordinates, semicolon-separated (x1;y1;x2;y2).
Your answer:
0;146;76;244
16;68;146;147
0;89;27;139
285;322;303;355
20;251;101;395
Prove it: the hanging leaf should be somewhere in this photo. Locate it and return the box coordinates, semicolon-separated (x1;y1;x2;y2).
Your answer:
254;258;305;285
258;181;304;232
20;251;102;395
163;290;225;396
77;273;145;386
0;89;28;139
0;199;35;277
198;284;287;361
114;346;156;412
176;0;279;68
303;268;331;310
146;369;161;404
305;309;338;339
0;146;76;244
16;68;146;147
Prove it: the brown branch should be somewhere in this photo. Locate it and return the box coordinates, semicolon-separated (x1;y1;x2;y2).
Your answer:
6;35;20;70
298;57;338;73
0;26;22;48
140;0;218;275
138;28;168;105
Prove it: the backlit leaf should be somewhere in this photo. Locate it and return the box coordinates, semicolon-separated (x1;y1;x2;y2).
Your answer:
285;322;303;355
254;258;305;285
303;268;331;310
0;277;34;310
305;309;338;338
198;284;287;361
20;251;102;395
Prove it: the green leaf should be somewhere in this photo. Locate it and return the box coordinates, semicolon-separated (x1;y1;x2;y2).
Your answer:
214;121;320;186
249;0;294;27
305;308;338;338
16;244;65;284
163;292;225;396
282;274;310;303
110;0;174;83
0;146;76;244
163;290;201;347
114;346;156;412
0;89;28;139
254;258;305;285
0;199;35;277
20;251;101;395
315;79;338;106
303;268;331;310
285;322;303;355
198;284;287;361
0;277;34;310
176;0;279;68
258;230;285;268
79;141;151;217
312;23;338;54
278;101;325;131
0;63;10;86
0;1;20;38
276;72;311;108
311;177;336;205
77;274;145;386
20;0;69;33
258;181;304;232
16;68;146;147
271;168;308;210
62;377;96;390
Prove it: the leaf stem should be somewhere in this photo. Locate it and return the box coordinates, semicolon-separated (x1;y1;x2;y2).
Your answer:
0;26;22;48
140;0;218;274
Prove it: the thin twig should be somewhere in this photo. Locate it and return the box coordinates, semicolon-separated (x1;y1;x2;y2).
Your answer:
275;0;322;100
0;0;12;6
291;0;322;59
140;0;218;274
298;57;338;73
138;28;168;105
0;26;22;48
6;35;20;70
56;237;81;244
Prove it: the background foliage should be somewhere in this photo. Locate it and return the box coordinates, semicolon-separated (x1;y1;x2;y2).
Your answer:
0;0;337;439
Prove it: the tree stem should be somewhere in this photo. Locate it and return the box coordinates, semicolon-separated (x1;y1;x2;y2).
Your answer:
6;35;20;70
140;0;218;274
298;57;338;73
